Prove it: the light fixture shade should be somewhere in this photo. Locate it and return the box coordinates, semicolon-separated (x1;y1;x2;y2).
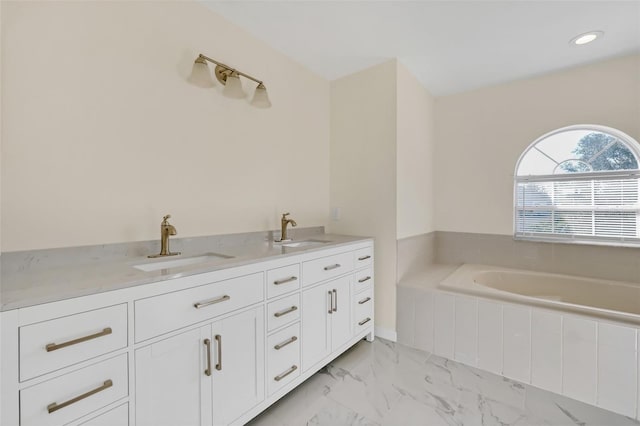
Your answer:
222;72;245;99
188;59;215;88
250;83;272;108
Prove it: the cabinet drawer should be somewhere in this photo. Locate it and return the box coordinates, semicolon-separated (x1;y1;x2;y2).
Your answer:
267;323;301;395
267;264;301;299
135;273;264;342
302;251;354;287
267;293;301;332
354;267;373;293
354;288;374;334
79;403;128;426
20;354;128;426
20;304;128;381
354;246;373;268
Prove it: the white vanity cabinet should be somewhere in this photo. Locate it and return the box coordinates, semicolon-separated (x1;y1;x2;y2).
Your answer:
135;327;211;426
135;307;264;426
1;237;374;426
301;276;352;371
210;307;265;426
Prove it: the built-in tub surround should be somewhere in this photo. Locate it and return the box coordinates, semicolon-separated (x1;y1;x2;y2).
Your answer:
400;264;640;419
435;231;640;284
396;232;436;282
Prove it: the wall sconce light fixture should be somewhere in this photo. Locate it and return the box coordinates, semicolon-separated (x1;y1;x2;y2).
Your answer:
189;54;271;108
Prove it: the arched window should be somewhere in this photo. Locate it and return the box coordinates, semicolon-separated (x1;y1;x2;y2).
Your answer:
514;125;640;245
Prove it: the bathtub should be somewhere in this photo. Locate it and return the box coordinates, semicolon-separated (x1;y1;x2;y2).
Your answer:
397;264;640;418
440;264;640;325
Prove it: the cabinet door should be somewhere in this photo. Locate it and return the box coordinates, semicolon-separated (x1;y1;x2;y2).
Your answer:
211;307;264;426
135;326;212;426
330;276;352;351
302;283;331;371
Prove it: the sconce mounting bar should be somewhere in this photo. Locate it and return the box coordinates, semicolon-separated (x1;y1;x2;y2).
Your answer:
197;54;263;85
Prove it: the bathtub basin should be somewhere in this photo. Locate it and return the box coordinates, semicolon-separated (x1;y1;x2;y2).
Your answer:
439;264;640;324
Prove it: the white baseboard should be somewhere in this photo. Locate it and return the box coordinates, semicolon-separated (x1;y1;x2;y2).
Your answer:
374;326;397;342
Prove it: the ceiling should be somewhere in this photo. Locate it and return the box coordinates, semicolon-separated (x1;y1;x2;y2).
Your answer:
203;1;640;96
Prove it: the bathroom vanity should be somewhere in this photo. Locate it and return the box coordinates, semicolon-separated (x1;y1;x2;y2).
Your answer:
0;235;374;426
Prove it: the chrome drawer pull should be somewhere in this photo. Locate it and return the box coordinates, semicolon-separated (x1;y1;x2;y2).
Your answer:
358;255;371;261
323;264;341;271
328;291;333;314
332;289;338;312
358;276;371;283
274;276;298;285
47;379;113;413
215;334;222;371
358;317;371;326
193;294;230;309
358;297;371;305
274;306;298;318
46;327;112;352
274;336;298;350
274;365;298;382
204;339;212;376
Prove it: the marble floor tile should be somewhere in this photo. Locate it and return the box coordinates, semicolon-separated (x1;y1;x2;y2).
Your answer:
248;338;639;426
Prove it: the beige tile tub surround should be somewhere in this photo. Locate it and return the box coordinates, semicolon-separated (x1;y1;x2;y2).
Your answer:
396;232;436;283
435;231;640;283
397;230;640;351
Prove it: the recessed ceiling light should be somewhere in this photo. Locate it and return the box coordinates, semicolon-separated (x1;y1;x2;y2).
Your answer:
570;31;604;46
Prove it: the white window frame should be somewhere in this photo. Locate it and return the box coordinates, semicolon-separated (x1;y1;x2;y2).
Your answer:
513;124;640;247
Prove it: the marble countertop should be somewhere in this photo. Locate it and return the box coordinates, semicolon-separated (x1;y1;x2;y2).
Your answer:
0;233;372;312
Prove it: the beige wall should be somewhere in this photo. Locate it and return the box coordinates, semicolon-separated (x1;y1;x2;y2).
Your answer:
0;0;3;252
1;1;330;251
396;61;436;239
435;54;640;236
329;60;398;333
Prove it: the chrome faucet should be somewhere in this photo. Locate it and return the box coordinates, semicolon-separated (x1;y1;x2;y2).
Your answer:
280;212;297;242
149;214;181;258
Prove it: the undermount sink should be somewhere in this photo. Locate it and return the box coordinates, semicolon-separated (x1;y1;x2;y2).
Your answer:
279;239;332;248
133;253;234;272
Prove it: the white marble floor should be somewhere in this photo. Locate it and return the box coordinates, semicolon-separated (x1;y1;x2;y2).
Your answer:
247;338;640;426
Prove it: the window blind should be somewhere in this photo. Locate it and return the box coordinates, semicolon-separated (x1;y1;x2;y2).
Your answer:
515;172;640;244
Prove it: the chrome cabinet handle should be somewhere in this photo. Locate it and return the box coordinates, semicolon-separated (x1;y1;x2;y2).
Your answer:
47;379;113;413
358;255;371;261
274;336;298;350
358;317;371;326
332;289;338;312
274;365;298;382
274;306;298;318
204;338;212;376
358;276;371;283
215;334;222;371
46;327;112;352
328;291;333;314
274;276;298;285
323;264;341;271
358;297;371;305
193;295;230;309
